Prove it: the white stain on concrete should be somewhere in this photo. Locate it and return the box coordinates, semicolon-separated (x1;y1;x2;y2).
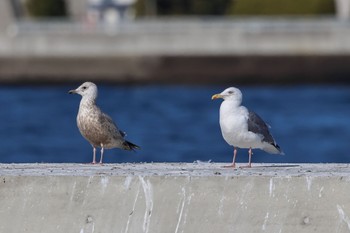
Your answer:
139;176;153;233
124;176;133;190
319;187;324;198
124;185;140;233
262;212;269;231
293;200;298;208
70;181;77;202
174;186;194;233
92;223;95;233
100;176;109;192
337;205;350;230
306;176;313;191
82;176;94;206
238;182;253;210
80;220;95;233
218;196;226;216
269;178;275;197
182;192;194;229
87;176;93;188
175;187;186;233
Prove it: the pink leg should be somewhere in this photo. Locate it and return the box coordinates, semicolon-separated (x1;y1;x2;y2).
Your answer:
223;147;237;168
240;148;252;168
91;146;97;164
99;146;104;164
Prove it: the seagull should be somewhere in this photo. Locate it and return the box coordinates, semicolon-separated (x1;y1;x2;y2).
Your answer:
69;82;140;164
212;87;283;168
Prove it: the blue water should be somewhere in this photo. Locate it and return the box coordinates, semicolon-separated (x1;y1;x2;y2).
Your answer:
1;84;349;164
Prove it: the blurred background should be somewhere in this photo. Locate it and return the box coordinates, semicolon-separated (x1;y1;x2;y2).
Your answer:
0;0;349;164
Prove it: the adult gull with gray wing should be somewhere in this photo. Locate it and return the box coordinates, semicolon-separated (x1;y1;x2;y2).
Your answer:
212;87;284;168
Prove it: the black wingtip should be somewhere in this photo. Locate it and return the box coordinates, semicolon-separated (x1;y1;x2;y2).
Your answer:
275;144;285;155
123;141;141;151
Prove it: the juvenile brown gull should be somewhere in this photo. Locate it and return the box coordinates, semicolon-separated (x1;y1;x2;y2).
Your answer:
212;87;283;168
69;82;140;164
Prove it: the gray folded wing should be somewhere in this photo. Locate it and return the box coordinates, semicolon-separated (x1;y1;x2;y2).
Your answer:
98;112;125;139
247;111;276;146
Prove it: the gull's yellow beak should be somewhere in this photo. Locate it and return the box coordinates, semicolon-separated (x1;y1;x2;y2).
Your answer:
211;94;222;100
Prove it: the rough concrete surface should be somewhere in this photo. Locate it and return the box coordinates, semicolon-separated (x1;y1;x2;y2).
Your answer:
1;163;350;233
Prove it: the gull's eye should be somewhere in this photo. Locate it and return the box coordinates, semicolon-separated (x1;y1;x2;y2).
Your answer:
82;86;87;90
228;91;233;94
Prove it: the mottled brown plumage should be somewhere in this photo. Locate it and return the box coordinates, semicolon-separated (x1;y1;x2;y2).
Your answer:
69;82;140;164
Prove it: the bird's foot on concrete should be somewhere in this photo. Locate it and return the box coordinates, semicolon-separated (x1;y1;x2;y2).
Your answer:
222;163;236;168
239;164;252;168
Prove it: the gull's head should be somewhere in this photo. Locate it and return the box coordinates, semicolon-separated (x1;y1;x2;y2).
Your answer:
69;82;98;99
211;87;242;103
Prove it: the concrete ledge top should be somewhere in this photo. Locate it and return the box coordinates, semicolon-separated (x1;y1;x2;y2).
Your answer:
0;163;349;177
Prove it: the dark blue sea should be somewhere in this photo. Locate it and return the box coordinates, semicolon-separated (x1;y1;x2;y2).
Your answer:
1;84;349;164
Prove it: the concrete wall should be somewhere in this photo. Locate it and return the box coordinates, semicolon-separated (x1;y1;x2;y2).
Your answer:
1;163;350;233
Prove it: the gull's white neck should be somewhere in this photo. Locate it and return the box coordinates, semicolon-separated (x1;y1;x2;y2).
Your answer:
220;99;241;116
219;98;249;146
79;96;96;112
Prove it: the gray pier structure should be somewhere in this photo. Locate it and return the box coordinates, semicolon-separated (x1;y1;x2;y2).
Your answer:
1;1;350;84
